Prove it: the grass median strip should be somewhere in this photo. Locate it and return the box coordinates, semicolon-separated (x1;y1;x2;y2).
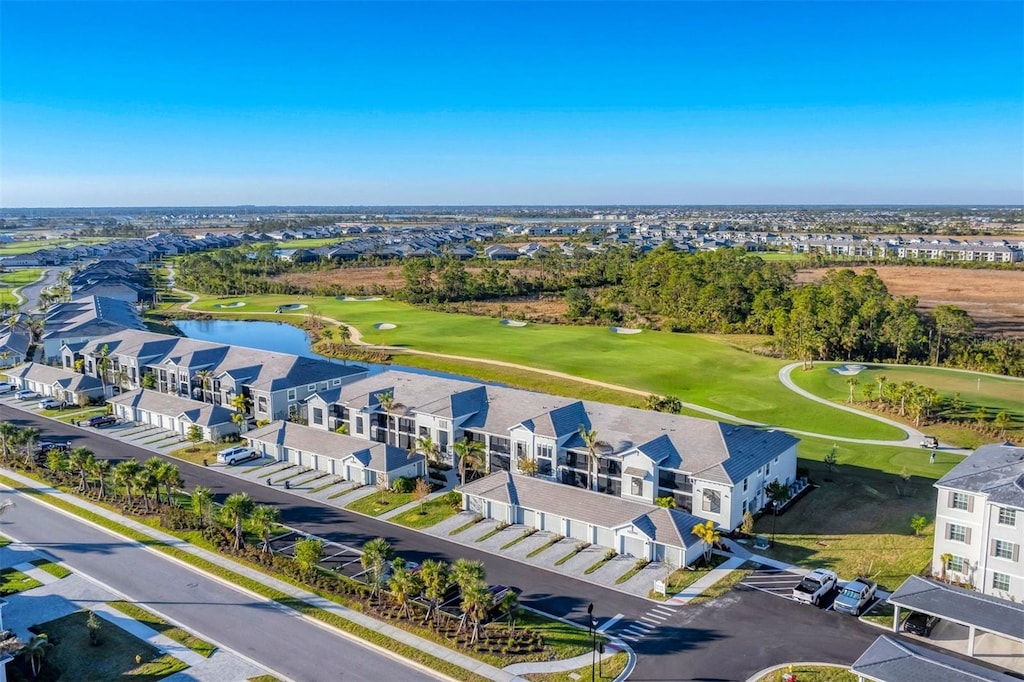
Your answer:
0;475;491;682
30;558;72;579
527;535;564;558
501;528;537;550
109;599;218;658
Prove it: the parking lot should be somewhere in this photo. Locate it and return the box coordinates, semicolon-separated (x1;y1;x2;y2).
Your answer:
739;567;880;613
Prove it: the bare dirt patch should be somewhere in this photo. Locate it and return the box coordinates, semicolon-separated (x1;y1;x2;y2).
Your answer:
797;266;1024;337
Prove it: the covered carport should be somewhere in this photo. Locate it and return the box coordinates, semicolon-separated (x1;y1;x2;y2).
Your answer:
888;575;1024;658
851;635;1011;682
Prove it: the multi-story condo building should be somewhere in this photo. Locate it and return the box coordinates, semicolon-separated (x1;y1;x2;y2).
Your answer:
306;370;799;531
932;443;1024;601
60;329;368;423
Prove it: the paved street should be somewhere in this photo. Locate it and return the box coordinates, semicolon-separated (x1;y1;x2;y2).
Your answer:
0;481;439;682
1;404;883;680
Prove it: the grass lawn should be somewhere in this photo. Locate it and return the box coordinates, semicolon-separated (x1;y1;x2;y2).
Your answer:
752;455;939;591
0;268;44;286
183;294;904;440
30;559;72;579
390;498;458;529
0;567;42;595
523;652;628;681
346;490;415;516
28;609;188;681
55;408;107;424
167;441;224;466
109;600;217;657
860;600;895;628
756;664;857;682
789;363;1024;446
652;553;730;598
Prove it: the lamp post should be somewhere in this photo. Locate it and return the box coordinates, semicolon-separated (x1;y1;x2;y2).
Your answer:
588;602;598;682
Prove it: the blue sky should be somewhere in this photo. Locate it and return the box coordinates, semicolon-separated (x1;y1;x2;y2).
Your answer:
2;1;1021;206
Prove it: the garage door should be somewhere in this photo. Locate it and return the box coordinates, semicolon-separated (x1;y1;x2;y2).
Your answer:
541;513;564;533
595;527;615;548
621;535;645;558
467;496;485;515
516;508;536;526
317;455;333;474
567;519;589;542
490;502;507;522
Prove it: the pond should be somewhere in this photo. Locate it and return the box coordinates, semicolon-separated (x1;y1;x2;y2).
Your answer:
173;319;492;384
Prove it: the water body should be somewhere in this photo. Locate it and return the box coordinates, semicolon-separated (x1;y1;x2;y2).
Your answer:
173;319;492;384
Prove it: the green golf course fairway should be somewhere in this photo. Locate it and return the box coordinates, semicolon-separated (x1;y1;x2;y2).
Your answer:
185;294;907;440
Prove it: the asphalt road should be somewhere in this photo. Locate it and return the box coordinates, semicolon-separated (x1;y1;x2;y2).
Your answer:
2;405;881;680
0;483;438;682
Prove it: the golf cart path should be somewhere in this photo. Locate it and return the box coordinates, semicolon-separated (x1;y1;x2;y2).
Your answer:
176;290;939;447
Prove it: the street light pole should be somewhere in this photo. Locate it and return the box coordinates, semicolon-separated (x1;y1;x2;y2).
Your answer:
588;602;597;682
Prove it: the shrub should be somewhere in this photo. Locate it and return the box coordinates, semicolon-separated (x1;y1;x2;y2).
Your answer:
160;506;203;531
391;477;414;494
441;490;462;508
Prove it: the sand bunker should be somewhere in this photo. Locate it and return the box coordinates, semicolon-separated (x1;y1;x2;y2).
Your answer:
831;364;867;376
500;319;528;327
337;296;383;302
214;301;246;308
375;323;397;330
276;303;308;311
610;326;643;335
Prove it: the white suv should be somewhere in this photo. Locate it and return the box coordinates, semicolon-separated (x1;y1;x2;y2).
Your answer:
216;445;255;465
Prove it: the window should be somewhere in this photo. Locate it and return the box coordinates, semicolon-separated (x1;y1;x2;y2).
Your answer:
998;508;1017;526
332;378;342;386
951;492;970;511
702;490;721;514
947;523;968;543
766;461;771;476
537;459;552;476
946;555;967;573
311;407;323;425
287;388;297;401
992;572;1011;592
992;540;1016;560
257;396;268;413
743;478;748;492
308;384;316;391
355;417;364;435
537;443;553;460
631;477;643;496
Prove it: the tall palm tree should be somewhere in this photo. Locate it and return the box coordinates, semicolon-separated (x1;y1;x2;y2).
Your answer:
458;579;492;643
691;520;721;563
360;537;394;604
500;589;520;634
419;559;450;625
412;435;441;468
377;391;401;445
450;558;486;592
134;468;157;512
846;377;859;403
68;447;95;492
0;422;19;462
90;458;111;499
13;427;39;467
144;457;166;505
250;504;281;554
191;486;214;527
194;369;212;402
453;437;485;487
577;425;606;492
113;459;142;508
388;564;422;618
47;449;71;483
23;633;51;678
221;492;255;550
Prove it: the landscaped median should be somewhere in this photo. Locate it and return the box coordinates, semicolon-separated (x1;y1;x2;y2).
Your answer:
0;469;602;681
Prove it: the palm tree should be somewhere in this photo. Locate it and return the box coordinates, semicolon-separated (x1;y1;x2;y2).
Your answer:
68;447;94;492
875;375;887;404
13;427;39;467
0;422;19;462
388;564;422;618
46;449;71;483
377;391;402;445
419;559;450;625
765;480;792;547
191;486;214;527
458;579;492;644
250;504;281;554
577;425;606;492
144;458;166;505
500;589;520;634
157;461;183;508
194;369;212;402
221;492;255;550
23;633;51;678
846;377;859;403
360;537;394;604
412;435;442;469
90;458;111;499
134;468;157;512
113;459;142;508
453;437;485;487
691;520;721;563
450;558;486;592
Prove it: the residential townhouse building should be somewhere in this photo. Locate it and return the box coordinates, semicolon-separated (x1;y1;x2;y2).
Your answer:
932;443;1024;602
304;370;799;531
61;329;368;424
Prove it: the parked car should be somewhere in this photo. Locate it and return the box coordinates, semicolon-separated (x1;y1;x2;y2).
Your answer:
903;611;940;636
792;568;838;606
833;578;877;616
0;382;13;394
920;436;939;449
15;389;40;401
37;439;71;453
82;414;117;428
216;445;256;465
38;397;62;410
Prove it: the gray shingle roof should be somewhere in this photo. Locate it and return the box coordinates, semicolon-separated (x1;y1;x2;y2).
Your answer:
108;388;238;427
461;472;704;549
851;635;1011;682
936;443;1024;509
888;576;1024;642
5;362;101;391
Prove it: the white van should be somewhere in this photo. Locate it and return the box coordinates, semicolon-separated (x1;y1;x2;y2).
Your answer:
216;445;255;465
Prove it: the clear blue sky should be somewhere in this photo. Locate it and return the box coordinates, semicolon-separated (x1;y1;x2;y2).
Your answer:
2;1;1022;207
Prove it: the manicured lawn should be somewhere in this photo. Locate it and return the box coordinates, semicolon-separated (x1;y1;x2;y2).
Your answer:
523;652;628;681
30;559;72;579
653;553;730;598
790;363;1024;445
109;600;218;657
185;294;905;440
0;268;44;286
390;498;458;529
0;567;42;595
752;454;940;591
797;433;961;480
167;441;224;466
861;600;895;628
346;490;415;516
28;610;188;681
755;664;857;682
